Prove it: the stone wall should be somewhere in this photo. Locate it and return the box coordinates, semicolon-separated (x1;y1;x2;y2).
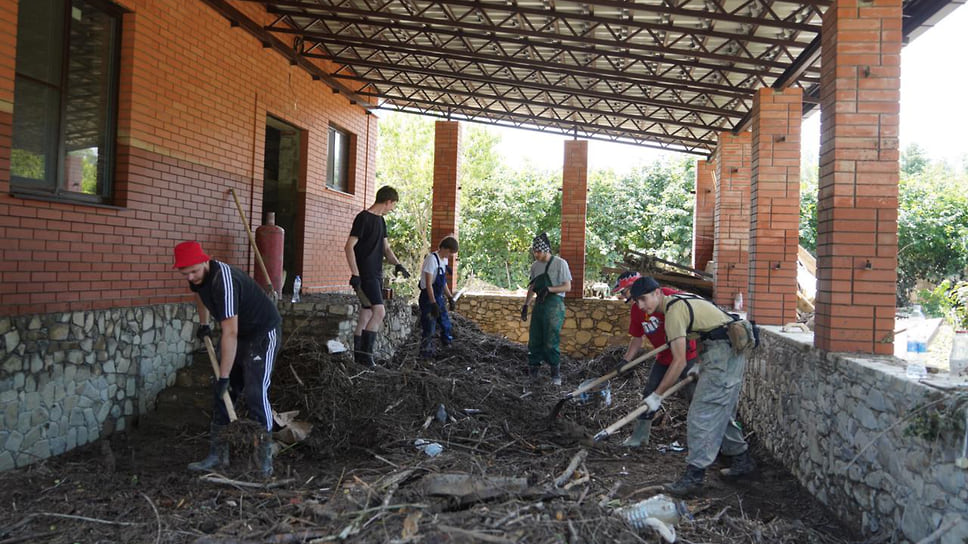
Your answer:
280;295;413;358
459;294;629;359
0;295;413;472
0;304;197;471
741;327;968;543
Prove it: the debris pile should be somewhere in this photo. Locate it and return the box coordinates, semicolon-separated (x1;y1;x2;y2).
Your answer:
0;315;856;543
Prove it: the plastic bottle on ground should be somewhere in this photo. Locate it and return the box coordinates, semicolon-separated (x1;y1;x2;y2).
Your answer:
291;275;302;303
619;493;690;528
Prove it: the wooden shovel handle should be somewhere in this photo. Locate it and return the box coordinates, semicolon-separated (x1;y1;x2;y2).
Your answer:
228;188;275;297
203;336;238;422
593;374;696;442
565;343;669;400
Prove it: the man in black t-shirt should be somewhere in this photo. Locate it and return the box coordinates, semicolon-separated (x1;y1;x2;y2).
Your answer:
173;241;282;478
344;186;409;366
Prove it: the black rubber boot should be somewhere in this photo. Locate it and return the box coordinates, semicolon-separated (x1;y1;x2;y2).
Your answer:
353;335;363;364
550;365;562;386
254;431;274;478
666;464;705;497
360;330;377;367
721;449;756;478
188;423;229;472
527;365;541;383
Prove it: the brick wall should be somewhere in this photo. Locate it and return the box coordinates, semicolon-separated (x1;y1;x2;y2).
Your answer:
749;88;802;326
692;159;714;272
0;0;377;315
561;140;587;298
431;121;461;291
815;0;901;354
712;132;752;308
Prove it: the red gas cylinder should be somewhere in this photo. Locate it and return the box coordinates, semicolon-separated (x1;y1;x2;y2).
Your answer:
255;212;285;295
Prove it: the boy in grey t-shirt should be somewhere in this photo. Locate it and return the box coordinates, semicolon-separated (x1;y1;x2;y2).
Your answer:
521;233;572;385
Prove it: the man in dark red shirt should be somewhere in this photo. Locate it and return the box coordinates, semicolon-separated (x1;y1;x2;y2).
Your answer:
611;273;698;447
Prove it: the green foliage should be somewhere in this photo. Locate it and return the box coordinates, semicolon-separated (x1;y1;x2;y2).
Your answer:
898;159;968;302
923;280;968;329
799;151;819;253
11;148;44;180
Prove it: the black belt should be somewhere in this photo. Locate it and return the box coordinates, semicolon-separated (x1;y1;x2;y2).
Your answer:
700;326;729;342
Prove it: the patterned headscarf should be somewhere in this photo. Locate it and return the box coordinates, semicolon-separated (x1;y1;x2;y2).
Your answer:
532;232;551;253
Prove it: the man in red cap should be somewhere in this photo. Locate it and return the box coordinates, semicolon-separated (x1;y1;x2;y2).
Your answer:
611;273;698;447
173;241;282;477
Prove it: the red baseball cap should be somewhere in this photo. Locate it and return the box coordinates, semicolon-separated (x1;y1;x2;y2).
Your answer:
173;241;210;269
611;271;641;293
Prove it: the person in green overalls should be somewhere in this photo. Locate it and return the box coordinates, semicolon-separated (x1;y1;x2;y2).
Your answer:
520;233;572;386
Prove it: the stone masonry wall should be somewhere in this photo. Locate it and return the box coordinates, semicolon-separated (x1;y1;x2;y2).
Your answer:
459;294;629;359
0;295;413;472
0;303;197;471
741;327;968;543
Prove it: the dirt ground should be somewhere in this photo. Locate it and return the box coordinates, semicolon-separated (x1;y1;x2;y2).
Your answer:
0;311;864;543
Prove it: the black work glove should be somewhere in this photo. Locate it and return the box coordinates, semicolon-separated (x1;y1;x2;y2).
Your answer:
196;324;212;342
349;275;361;289
535;287;550;303
215;377;230;398
447;296;456;312
394;263;411;279
613;358;632;374
429;304;440;318
520;304;529;322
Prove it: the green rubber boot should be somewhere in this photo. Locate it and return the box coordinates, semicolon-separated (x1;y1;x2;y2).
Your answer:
254;431;274;478
621;418;653;447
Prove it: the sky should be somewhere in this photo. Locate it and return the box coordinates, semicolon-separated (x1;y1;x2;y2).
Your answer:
489;4;968;172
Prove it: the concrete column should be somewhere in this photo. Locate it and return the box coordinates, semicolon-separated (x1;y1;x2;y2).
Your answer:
692;159;715;273
815;0;901;354
749;87;802;326
561;140;587;299
431;121;461;291
712;132;752;308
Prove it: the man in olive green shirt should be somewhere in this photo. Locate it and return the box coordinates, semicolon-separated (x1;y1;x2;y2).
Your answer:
628;276;754;496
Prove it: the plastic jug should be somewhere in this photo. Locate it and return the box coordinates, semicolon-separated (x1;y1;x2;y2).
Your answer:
905;305;927;380
950;331;968;376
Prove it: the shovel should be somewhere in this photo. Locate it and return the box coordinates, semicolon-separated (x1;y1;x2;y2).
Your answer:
546;343;669;424
203;336;238;422
590;373;696;443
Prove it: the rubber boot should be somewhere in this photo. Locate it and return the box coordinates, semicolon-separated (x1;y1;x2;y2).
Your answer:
550;365;562;386
254;431;274;478
353;335;363;364
188;423;229;472
527;365;541;384
622;418;653;447
720;449;756;478
665;464;705;497
360;330;377;367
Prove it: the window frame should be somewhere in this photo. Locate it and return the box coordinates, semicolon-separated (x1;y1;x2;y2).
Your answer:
326;124;352;194
10;0;123;205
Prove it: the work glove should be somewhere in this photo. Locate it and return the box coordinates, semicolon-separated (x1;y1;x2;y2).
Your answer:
535;286;550;303
394;263;411;279
643;392;662;413
349;275;362;289
447;296;456;312
196;324;212;342
215;377;230;399
520;304;529;322
429;304;440;319
613;358;633;374
687;364;701;379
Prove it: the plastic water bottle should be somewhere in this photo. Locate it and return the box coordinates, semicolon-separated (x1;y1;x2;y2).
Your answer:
905;305;927;380
291;275;301;303
733;292;744;311
950;331;968;376
619;494;690;527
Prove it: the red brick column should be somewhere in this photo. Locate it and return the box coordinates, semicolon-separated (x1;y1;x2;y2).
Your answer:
815;0;901;354
0;0;17;195
431;121;461;291
749;87;802;326
561;140;587;298
712;132;752;308
692;160;715;273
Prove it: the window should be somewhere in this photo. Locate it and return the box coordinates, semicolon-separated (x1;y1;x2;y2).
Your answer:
11;0;122;203
326;125;352;193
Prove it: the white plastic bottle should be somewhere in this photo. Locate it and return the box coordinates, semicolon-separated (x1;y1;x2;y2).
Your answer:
905;305;927;380
291;275;302;303
619;494;689;527
950;330;968;376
